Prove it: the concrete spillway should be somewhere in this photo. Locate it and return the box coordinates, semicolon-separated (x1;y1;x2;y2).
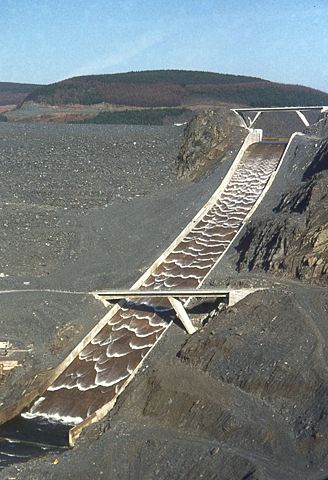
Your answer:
20;138;286;434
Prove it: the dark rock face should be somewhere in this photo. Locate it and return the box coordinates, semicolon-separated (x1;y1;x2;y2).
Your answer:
236;136;328;285
305;111;328;139
176;108;247;180
303;135;328;179
177;290;328;475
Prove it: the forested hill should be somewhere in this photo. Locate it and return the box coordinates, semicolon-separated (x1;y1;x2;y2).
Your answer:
0;82;41;106
24;70;328;108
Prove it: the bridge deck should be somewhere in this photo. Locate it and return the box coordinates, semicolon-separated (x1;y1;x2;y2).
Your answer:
234;106;326;112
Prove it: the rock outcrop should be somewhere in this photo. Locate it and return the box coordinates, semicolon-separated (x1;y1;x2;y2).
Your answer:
176;289;328;475
176;108;247;180
305;110;328;138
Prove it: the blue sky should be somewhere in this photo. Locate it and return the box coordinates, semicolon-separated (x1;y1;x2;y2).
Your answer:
0;0;327;91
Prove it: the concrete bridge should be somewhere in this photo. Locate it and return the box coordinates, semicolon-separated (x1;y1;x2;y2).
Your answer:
232;105;328;128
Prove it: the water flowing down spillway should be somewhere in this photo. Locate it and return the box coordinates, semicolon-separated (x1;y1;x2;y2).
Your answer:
18;140;285;428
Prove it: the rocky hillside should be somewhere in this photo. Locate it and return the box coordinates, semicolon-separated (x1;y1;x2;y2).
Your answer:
22;70;328;108
176;108;247;180
236;114;328;285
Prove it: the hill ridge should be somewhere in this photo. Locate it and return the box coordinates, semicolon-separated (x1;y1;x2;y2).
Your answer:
24;69;328;109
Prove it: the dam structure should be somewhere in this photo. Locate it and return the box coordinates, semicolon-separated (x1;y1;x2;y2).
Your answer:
2;106;325;449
